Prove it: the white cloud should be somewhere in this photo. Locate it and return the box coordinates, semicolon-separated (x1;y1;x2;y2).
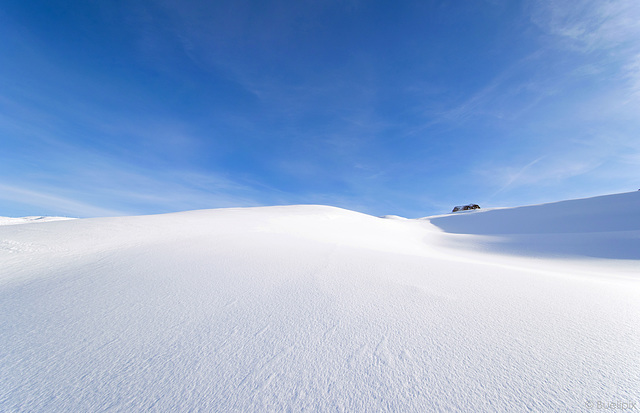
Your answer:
0;184;127;218
529;0;640;51
478;127;640;205
0;161;265;218
622;53;640;100
485;156;601;197
529;0;640;103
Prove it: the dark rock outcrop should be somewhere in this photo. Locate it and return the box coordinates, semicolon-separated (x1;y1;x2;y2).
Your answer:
452;204;480;213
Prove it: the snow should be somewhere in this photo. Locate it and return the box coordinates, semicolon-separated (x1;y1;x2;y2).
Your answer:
428;191;640;262
0;216;74;226
1;192;639;412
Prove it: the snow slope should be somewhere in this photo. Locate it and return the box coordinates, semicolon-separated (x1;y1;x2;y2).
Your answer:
1;193;639;412
0;216;74;226
428;191;640;260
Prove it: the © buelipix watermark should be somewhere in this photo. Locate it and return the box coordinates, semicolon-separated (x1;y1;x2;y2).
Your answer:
585;400;638;410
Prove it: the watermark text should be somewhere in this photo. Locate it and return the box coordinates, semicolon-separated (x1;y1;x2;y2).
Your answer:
585;400;638;410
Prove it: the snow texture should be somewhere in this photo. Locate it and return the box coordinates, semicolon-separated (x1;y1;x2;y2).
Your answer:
1;192;639;412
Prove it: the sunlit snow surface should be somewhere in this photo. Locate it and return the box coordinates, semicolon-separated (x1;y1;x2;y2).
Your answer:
1;192;639;412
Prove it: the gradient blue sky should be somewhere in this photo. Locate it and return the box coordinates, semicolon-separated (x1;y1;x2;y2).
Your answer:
1;0;639;218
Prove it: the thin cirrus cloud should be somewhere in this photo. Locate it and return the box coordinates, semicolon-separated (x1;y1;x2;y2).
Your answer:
528;0;640;51
0;161;263;218
484;155;605;198
0;184;126;218
461;0;640;207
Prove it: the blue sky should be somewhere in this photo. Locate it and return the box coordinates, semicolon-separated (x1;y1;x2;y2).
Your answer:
1;0;639;218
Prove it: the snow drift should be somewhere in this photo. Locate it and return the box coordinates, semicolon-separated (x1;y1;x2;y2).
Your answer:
1;192;639;412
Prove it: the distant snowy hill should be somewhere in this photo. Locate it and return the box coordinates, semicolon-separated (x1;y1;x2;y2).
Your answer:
1;192;639;412
0;216;74;226
427;191;640;260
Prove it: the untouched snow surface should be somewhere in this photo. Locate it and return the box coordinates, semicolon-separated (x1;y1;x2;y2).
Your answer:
1;192;639;412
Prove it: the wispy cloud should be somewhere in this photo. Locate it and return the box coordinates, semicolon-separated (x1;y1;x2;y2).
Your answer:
506;157;600;188
0;89;264;217
529;0;640;102
425;0;640;130
489;155;547;197
414;49;559;135
0;184;126;217
529;0;640;51
477;127;640;206
621;53;640;100
0;158;264;218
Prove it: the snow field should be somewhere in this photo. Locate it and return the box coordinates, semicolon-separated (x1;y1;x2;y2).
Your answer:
1;194;639;411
